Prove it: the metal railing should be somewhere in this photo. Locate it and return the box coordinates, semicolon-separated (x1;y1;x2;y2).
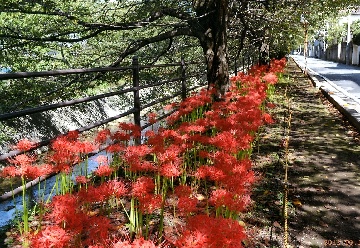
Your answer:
0;56;206;160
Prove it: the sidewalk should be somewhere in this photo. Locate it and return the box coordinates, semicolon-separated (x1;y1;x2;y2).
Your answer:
286;58;360;247
249;57;360;247
291;55;360;132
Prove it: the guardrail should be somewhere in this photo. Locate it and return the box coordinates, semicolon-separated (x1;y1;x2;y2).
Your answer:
0;57;206;160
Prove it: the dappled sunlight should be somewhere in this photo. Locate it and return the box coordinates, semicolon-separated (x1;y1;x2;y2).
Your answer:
250;58;360;247
285;59;360;246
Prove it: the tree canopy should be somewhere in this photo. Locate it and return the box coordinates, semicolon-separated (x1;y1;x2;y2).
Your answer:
0;0;358;102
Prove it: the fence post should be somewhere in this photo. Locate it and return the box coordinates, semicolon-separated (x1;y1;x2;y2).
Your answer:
234;57;238;76
247;55;250;73
181;56;187;100
242;56;245;73
132;56;141;145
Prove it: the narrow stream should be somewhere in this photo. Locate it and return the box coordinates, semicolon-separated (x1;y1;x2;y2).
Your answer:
0;121;159;244
0;151;110;230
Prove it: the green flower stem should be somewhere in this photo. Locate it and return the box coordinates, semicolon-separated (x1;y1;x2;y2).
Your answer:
21;177;29;235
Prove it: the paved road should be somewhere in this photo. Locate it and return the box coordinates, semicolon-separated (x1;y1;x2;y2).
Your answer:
291;55;360;131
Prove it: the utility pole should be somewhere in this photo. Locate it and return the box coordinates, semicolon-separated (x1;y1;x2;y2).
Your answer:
300;15;309;74
346;15;352;65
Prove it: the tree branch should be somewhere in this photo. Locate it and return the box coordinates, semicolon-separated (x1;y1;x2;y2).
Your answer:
111;27;194;67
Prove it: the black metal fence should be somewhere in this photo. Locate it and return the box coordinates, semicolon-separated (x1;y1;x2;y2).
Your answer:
0;57;206;160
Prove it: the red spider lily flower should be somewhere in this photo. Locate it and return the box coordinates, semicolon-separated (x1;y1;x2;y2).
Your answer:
30;225;71;248
263;112;275;124
13;139;35;151
220;172;255;195
113;237;159;248
39;163;53;176
148;128;183;148
159;161;182;178
128;160;156;173
123;145;153;172
209;189;232;208
269;58;287;73
75;175;90;184
83;216;112;246
118;122;133;131
103;179;127;198
176;214;246;248
50;136;71;154
0;166;18;178
94;165;114;177
111;130;131;141
77;180;126;203
77;184;100;203
148;112;157;124
195;165;226;181
52;162;72;174
7;154;42;180
66;130;80;141
229;196;247;213
232;158;252;173
212;151;239;172
74;140;97;154
48;194;78;223
179;122;206;134
95;129;111;144
199;150;210;158
166;111;181;125
18;165;42;180
144;129;155;138
140;160;156;171
105;143;124;153
48;194;87;234
174;230;208;248
94;155;109;165
145;135;167;153
138;193;162;214
156;144;182;164
263;72;278;84
49;137;80;165
8;154;35;167
164;102;177;111
123;145;152;162
119;122;141;138
161;129;183;142
177;196;198;214
131;176;155;198
194;166;208;180
174;185;192;197
226;194;252;213
266;102;277;108
209;131;239;153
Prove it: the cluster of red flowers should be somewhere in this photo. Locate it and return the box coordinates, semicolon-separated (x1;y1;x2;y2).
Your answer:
0;58;286;247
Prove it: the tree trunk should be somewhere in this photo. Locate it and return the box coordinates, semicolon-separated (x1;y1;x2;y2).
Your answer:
194;0;230;100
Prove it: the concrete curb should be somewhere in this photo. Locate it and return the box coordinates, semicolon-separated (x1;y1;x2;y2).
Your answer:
291;57;360;132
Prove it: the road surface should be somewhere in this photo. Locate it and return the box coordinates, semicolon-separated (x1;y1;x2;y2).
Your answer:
291;55;360;131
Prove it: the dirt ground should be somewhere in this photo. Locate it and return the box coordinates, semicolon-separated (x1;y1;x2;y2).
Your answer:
246;58;360;248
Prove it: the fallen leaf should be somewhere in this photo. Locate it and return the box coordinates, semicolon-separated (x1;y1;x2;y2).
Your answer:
238;220;246;227
319;221;328;227
264;238;270;246
273;221;281;229
292;198;302;207
195;194;205;201
263;190;270;195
